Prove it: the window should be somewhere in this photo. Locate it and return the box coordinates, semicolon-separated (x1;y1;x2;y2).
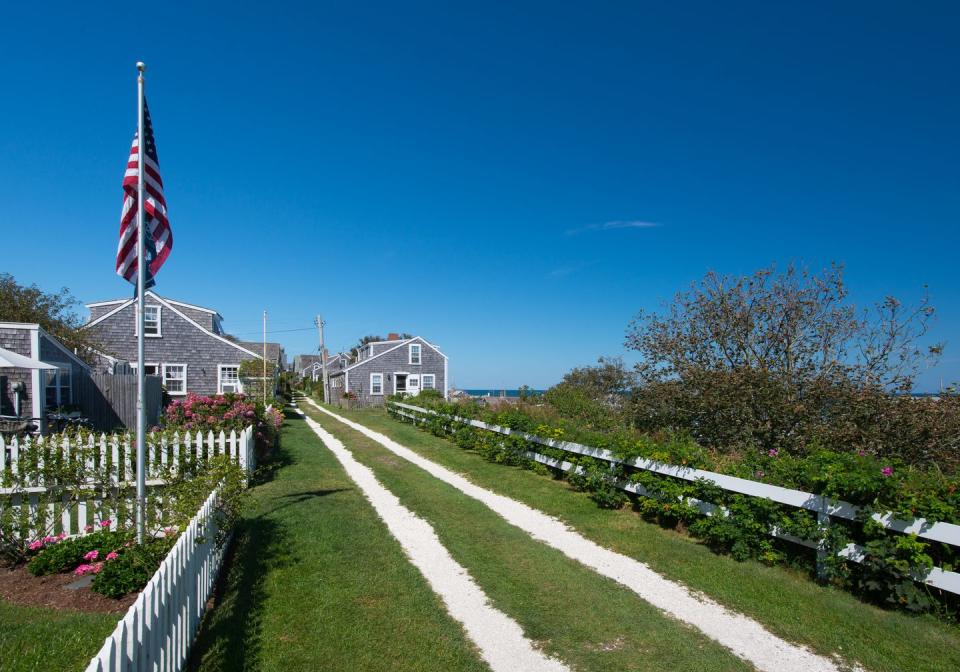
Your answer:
409;343;422;365
133;362;159;376
45;366;72;407
370;373;384;395
422;374;436;390
137;305;161;337
163;364;186;395
219;365;241;394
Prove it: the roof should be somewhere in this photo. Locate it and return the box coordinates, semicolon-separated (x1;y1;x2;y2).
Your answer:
240;341;284;362
0;322;91;370
83;292;262;359
341;336;446;373
86;296;223;319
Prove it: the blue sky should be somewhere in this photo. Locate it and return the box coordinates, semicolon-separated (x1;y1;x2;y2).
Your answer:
1;2;958;390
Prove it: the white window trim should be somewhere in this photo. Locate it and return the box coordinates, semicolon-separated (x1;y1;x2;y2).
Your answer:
162;363;187;396
370;372;384;396
132;362;160;375
409;343;422;365
422;374;436;390
45;365;72;407
135;304;163;338
218;364;243;394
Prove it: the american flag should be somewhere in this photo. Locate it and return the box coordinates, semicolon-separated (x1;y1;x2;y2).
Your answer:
116;99;172;288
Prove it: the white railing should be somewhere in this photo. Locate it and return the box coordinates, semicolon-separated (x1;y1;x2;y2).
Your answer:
389;401;960;596
84;483;228;672
0;426;254;539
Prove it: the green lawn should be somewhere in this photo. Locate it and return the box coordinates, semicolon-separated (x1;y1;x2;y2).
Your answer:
188;409;489;672
302;402;750;672
0;599;117;672
317;403;960;672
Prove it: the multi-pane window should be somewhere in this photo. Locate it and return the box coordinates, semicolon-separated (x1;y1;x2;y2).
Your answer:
163;364;186;395
143;305;161;336
219;365;241;393
45;366;72;407
370;373;384;395
422;374;436;390
409;343;421;365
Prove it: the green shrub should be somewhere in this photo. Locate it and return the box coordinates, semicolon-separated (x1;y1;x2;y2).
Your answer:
28;528;131;576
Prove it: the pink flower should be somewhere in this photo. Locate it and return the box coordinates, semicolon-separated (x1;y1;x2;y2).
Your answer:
84;524;94;533
57;531;67;540
90;562;104;574
43;535;57;544
74;563;93;575
857;450;867;457
881;466;894;477
28;540;44;551
106;551;119;561
755;470;765;478
767;448;778;457
100;519;112;528
84;550;99;561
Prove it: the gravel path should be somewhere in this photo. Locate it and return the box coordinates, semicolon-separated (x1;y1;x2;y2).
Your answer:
297;407;570;672
308;399;855;672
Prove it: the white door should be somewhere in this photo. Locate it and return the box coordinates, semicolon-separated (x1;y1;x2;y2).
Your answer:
407;374;420;396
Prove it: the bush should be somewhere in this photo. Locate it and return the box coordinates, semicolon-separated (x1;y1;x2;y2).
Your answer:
391;395;960;616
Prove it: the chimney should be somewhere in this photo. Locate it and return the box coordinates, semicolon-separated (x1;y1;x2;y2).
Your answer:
387;332;400;341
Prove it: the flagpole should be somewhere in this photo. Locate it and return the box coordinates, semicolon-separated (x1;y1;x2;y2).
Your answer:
135;61;147;545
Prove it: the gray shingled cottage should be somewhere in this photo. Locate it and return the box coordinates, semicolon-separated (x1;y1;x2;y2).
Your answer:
328;335;447;405
0;322;92;432
82;292;284;397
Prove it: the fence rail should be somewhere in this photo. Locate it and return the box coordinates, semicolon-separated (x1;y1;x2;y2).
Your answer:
0;427;254;539
84;483;228;672
389;401;960;596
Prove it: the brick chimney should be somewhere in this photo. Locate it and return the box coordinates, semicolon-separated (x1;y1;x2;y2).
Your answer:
387;332;400;341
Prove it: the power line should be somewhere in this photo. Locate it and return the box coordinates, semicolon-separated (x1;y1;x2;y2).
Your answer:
227;326;316;336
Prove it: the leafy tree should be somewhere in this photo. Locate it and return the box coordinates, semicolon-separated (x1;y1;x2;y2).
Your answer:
625;263;945;457
0;273;100;363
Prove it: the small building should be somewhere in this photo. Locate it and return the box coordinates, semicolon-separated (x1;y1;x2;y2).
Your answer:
328;334;447;405
82;292;283;397
0;322;92;432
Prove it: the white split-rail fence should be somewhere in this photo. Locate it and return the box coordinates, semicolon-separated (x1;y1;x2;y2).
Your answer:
0;427;255;540
389;401;960;596
83;483;228;672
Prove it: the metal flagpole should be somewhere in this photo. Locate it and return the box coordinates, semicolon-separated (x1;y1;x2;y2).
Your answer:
135;61;147;545
263;310;267;405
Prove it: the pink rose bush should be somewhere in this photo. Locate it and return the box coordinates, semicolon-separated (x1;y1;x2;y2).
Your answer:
162;392;283;458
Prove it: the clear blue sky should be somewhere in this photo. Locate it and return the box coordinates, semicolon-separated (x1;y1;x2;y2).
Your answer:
1;2;957;390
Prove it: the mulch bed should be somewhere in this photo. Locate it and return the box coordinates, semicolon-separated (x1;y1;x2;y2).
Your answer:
0;564;136;614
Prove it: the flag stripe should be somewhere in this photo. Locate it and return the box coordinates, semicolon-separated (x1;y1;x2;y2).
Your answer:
116;98;172;288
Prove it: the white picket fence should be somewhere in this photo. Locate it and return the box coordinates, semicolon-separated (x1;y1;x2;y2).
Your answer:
389;401;960;596
84;483;228;672
0;427;254;540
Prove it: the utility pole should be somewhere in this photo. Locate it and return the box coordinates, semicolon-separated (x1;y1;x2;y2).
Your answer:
316;314;330;403
262;310;268;405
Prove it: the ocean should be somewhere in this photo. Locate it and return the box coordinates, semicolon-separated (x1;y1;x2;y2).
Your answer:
462;389;545;398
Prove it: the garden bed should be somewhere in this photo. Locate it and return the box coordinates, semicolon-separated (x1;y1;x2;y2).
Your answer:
0;564;135;614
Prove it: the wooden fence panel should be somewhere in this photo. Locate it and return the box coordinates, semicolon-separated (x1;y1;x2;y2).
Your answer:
78;373;163;432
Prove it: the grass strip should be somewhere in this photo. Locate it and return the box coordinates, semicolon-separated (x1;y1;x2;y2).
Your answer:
302;402;753;672
0;599;118;672
326;404;960;672
188;410;489;672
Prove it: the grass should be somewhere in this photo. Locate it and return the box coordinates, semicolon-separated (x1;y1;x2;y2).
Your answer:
319;402;960;672
188;409;489;672
0;599;118;672
302;402;751;672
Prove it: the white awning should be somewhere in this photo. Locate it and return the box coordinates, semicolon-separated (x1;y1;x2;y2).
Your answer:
0;346;59;370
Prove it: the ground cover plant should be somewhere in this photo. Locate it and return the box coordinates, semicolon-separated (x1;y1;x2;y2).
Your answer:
391;390;959;616
326;403;960;672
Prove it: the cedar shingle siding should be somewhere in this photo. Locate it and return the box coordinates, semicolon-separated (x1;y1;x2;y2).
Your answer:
84;298;260;396
329;338;447;405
